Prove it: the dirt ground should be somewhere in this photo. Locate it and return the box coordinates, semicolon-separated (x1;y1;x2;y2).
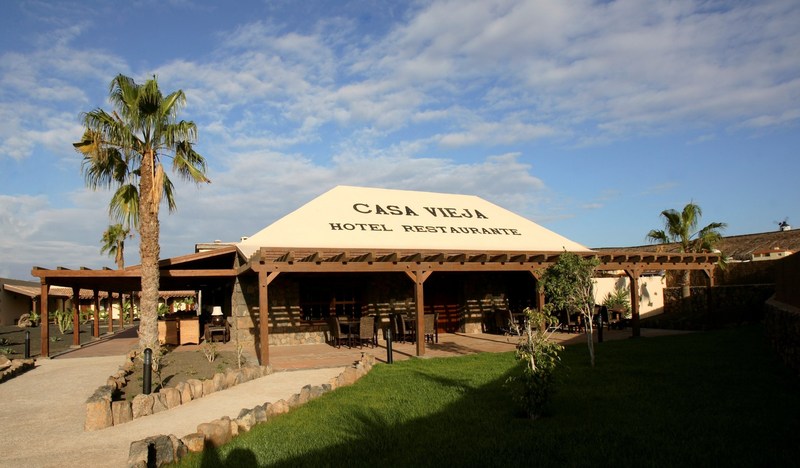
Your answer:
0;322;133;358
121;347;241;400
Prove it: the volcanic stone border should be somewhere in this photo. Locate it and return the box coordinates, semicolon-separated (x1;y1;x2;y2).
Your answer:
0;357;36;383
85;350;272;431
126;353;377;468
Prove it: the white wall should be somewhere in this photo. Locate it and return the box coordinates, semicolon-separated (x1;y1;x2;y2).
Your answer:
593;275;665;318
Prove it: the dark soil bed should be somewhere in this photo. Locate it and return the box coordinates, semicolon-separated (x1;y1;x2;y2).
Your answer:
0;322;133;358
122;347;240;401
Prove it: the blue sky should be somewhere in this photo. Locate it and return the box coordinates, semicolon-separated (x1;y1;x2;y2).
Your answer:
1;0;798;280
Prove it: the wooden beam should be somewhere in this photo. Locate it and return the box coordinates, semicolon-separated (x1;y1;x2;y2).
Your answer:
377;252;398;263
275;251;294;263
160;269;237;277
490;254;508;263
469;253;488;263
447;253;466;263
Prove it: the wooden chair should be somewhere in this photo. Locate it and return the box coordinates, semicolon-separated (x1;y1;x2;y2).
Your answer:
393;313;414;343
358;315;376;348
424;313;439;343
558;309;578;333
327;316;351;348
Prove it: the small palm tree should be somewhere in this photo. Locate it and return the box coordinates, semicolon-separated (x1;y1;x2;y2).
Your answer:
75;74;209;356
646;202;726;298
100;224;131;269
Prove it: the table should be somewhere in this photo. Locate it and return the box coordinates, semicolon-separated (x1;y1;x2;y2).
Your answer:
205;324;228;343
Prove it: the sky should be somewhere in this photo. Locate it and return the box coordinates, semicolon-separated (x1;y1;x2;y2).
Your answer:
1;0;798;280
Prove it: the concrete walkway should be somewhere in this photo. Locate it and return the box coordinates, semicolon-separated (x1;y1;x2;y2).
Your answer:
0;356;343;468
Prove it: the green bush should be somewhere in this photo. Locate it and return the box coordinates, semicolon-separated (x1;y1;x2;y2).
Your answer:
603;285;631;318
507;307;563;419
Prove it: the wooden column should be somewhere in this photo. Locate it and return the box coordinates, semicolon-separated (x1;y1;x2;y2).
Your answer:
92;290;100;337
108;293;114;333
530;271;544;312
257;270;280;366
405;269;431;357
72;286;81;347
704;268;715;328
626;269;641;338
40;283;49;358
118;292;124;330
130;290;136;324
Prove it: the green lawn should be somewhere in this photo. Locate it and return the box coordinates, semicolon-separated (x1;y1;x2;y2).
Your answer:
177;326;800;467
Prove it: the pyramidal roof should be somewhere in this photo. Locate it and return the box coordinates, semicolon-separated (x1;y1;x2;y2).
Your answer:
237;185;591;259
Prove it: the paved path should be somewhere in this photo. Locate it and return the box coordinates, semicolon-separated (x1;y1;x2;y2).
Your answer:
0;356;343;468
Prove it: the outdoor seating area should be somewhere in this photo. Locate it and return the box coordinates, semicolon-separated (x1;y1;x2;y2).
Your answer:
326;313;440;348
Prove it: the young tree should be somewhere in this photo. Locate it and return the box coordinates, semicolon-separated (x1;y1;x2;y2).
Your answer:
540;252;600;367
509;306;564;419
75;74;209;356
100;223;131;269
646;202;726;298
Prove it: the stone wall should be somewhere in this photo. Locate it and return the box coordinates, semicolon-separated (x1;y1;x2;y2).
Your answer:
764;298;800;376
662;284;774;328
127;354;377;468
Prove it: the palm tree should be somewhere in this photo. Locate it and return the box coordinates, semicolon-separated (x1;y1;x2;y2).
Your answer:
75;74;209;355
100;223;131;269
646;202;726;298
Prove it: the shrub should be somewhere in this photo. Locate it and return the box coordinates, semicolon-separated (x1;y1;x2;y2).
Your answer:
603;285;631;318
508;307;563;419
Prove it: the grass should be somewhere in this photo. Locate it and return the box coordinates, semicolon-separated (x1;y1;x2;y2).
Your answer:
176;325;800;467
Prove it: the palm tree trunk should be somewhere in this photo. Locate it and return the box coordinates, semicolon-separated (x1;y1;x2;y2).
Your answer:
681;270;691;299
138;150;161;357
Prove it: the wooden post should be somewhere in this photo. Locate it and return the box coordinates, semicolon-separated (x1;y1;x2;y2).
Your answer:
108;293;114;333
40;283;49;358
130;290;136;324
257;270;280;366
406;270;431;357
118;292;124;330
626;269;641;338
72;286;81;347
92;290;100;338
530;271;544;312
704;268;715;328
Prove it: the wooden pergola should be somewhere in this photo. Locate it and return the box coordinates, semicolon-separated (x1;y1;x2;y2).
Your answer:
246;247;719;365
31;247;239;357
32;245;718;364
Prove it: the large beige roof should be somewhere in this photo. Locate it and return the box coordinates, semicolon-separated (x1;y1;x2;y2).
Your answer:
237;185;591;259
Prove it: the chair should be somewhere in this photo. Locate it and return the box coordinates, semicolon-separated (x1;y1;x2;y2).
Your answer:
424;314;436;344
327;316;350;348
558;309;578;333
394;313;414;343
358;315;376;348
594;305;612;330
506;310;523;336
